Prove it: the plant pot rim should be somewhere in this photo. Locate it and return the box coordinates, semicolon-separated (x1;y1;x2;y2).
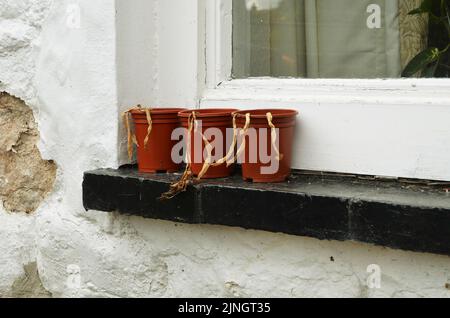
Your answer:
179;108;239;119
233;109;299;119
131;108;186;115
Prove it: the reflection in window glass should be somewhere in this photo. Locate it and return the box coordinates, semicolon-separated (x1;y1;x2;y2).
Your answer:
232;0;448;78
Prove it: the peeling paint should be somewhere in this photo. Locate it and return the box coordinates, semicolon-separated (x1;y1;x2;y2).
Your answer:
8;262;52;298
0;92;56;213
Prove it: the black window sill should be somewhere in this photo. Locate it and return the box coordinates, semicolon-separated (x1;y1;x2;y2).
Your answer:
83;167;450;256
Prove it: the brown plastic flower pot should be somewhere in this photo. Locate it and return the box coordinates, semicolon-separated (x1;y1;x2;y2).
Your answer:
234;109;298;183
179;109;238;179
131;108;186;173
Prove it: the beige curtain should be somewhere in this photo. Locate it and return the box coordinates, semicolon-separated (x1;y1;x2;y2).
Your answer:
399;0;428;71
233;0;426;78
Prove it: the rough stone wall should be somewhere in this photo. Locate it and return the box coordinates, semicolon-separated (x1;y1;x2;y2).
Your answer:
0;0;55;297
0;0;449;299
7;262;51;298
0;210;37;297
0;92;56;213
0;0;53;101
41;216;450;298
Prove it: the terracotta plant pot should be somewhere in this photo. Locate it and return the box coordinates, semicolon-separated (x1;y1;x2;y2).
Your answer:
130;108;186;173
234;109;298;183
178;109;238;179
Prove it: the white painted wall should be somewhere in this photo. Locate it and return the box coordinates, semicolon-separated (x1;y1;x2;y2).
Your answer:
0;0;449;298
0;0;53;295
116;0;158;164
0;0;120;296
116;0;204;165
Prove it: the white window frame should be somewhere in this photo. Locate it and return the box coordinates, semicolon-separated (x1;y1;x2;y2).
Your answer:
124;0;449;181
196;0;450;182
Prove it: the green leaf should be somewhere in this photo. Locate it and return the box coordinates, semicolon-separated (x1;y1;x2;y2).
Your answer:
402;48;441;77
409;8;425;15
408;0;434;15
423;58;440;77
445;1;450;33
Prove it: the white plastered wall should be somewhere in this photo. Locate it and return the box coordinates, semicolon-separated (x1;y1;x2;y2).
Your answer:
0;0;449;298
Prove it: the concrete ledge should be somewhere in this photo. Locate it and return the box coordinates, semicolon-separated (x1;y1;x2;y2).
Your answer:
83;167;450;256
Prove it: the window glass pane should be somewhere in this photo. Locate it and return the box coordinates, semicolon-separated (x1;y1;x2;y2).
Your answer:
232;0;449;78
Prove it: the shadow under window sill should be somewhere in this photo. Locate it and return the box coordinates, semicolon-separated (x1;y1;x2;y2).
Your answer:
83;166;450;256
